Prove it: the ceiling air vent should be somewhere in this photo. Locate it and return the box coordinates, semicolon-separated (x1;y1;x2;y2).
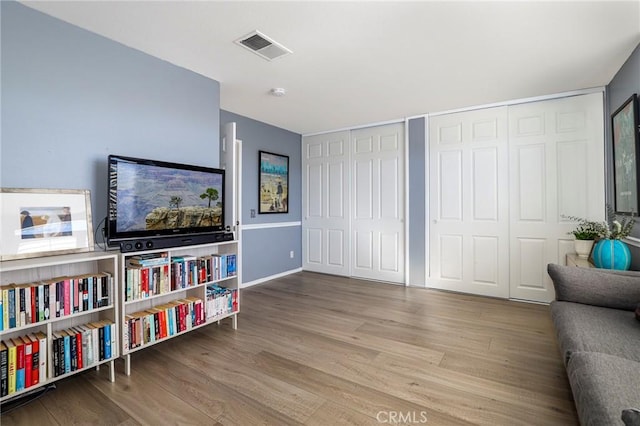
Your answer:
235;30;292;61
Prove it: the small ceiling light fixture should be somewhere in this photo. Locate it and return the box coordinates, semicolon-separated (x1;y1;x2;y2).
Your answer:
270;88;287;97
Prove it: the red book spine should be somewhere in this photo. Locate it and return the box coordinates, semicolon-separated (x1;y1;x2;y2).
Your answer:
63;279;71;316
182;303;188;330
141;268;149;298
159;309;167;338
23;339;32;388
30;337;39;386
76;331;83;369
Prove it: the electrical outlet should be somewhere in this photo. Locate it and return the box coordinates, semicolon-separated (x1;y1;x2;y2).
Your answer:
250;209;256;218
289;250;294;259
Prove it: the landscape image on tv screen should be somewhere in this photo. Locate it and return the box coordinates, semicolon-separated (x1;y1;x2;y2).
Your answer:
113;161;223;234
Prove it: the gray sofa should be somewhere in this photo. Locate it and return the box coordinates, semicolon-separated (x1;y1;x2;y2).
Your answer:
547;264;640;426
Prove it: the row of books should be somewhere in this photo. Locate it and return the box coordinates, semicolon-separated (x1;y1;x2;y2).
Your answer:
172;253;237;288
0;273;112;332
123;297;205;351
205;285;238;320
0;332;46;397
124;253;237;302
51;320;115;378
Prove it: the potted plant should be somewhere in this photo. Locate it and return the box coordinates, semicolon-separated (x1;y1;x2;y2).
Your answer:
565;216;604;258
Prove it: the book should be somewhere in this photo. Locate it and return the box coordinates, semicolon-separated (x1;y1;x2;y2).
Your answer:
22;335;32;388
11;336;25;391
29;334;39;386
88;275;94;310
0;289;3;331
34;284;41;322
103;321;112;359
71;327;84;369
63;278;71;317
7;285;16;328
51;331;62;377
86;323;100;365
227;254;237;276
123;315;132;352
66;329;77;371
98;324;105;361
62;330;71;374
6;339;16;394
0;341;8;397
34;331;47;382
77;325;92;367
1;286;9;330
97;272;111;307
140;268;149;298
17;284;26;326
126;253;169;268
72;278;80;314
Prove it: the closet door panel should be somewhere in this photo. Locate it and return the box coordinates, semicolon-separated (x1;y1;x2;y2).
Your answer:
351;123;405;283
428;107;510;298
302;131;351;276
509;93;604;302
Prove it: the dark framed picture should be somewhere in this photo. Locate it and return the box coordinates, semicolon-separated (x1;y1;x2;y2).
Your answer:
611;93;640;215
259;151;289;214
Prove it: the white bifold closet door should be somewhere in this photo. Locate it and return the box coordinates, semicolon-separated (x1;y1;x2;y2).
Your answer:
429;93;604;302
351;123;405;284
508;93;604;302
428;107;511;298
302;131;352;276
302;123;406;284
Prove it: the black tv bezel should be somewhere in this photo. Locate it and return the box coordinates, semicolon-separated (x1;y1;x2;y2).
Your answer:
106;154;226;245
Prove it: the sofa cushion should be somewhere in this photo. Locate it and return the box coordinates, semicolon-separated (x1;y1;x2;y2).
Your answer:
622;409;640;426
551;301;640;365
567;352;640;426
548;264;640;311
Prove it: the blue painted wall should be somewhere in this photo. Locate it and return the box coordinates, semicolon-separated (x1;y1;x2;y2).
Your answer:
220;110;302;283
220;110;302;225
1;2;221;239
606;43;640;269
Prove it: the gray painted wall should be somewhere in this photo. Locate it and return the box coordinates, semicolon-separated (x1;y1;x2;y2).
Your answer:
1;2;221;241
606;43;640;269
220;110;302;283
408;117;426;286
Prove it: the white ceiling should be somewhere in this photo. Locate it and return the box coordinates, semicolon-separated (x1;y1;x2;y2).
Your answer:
21;1;640;135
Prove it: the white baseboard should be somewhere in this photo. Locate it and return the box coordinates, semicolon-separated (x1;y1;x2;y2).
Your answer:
241;267;303;288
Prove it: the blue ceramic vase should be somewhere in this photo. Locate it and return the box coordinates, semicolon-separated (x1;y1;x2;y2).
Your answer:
592;239;631;270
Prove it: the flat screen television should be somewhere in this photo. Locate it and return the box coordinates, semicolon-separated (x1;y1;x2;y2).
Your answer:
106;155;225;246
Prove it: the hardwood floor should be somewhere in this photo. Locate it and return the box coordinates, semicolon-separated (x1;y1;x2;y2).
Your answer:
0;272;578;425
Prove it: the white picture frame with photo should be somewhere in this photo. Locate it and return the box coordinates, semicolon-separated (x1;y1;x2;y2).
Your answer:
0;188;94;261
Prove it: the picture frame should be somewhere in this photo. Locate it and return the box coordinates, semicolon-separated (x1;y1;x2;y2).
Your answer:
611;93;640;215
258;151;289;214
0;188;95;261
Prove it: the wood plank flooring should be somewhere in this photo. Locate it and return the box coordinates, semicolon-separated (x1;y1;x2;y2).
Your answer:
0;272;578;425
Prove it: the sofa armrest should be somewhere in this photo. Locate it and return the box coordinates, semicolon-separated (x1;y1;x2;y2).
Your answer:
547;263;640;311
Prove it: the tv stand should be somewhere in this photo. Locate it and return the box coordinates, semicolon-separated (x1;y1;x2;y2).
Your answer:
119;239;240;375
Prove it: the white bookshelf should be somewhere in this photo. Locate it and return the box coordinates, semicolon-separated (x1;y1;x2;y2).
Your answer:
118;239;240;375
0;251;119;402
